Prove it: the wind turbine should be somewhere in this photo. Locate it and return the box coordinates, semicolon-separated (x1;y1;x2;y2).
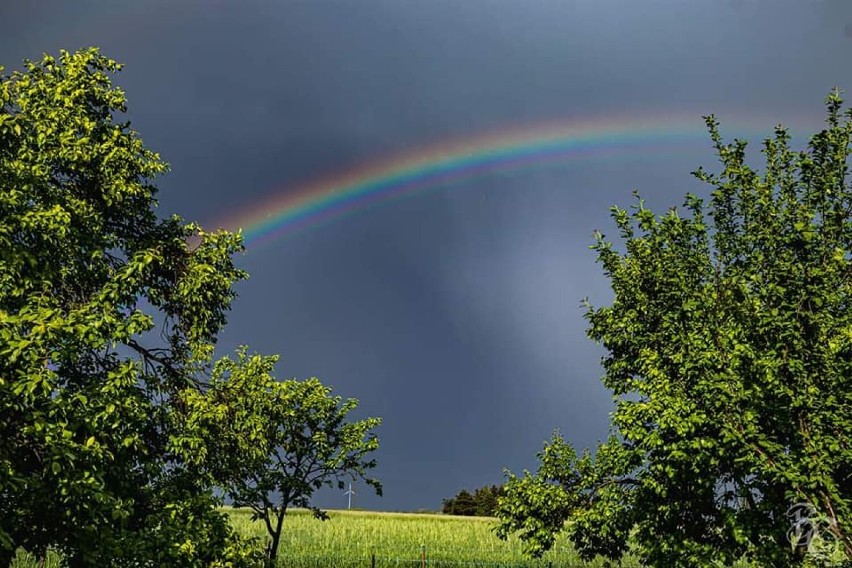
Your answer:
343;482;355;510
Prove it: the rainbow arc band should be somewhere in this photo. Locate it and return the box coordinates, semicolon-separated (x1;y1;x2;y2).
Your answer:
213;111;820;248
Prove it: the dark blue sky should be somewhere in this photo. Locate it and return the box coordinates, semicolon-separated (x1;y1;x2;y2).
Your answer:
2;0;850;511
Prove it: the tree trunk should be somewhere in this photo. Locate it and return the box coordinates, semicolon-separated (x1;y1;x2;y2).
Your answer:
266;509;287;568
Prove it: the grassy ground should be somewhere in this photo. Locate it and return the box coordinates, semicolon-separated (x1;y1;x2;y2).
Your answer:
8;509;760;567
227;507;645;567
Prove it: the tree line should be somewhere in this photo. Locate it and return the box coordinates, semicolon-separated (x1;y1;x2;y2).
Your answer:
442;485;505;517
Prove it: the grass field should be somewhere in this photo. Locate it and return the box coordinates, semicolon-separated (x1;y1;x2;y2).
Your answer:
9;509;760;567
227;507;644;567
10;509;625;568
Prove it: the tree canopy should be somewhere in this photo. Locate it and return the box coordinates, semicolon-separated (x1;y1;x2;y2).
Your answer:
0;47;383;567
178;348;382;566
0;46;262;566
442;485;504;517
496;91;852;568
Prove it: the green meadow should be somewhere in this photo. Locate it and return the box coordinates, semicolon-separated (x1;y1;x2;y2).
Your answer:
226;507;643;567
3;508;762;567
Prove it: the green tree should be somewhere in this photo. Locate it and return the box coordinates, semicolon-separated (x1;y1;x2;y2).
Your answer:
473;485;505;517
178;348;382;567
442;489;476;516
0;48;263;566
496;91;852;567
443;485;504;517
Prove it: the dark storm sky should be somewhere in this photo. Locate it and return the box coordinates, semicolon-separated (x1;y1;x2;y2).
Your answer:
2;0;850;511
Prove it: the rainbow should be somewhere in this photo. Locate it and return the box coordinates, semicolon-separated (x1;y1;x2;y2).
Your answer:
213;110;819;248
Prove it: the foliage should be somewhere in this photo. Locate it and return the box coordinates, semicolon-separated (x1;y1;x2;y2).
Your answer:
0;48;263;566
443;489;477;516
442;484;505;517
496;90;852;567
495;432;637;561
179;349;382;566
